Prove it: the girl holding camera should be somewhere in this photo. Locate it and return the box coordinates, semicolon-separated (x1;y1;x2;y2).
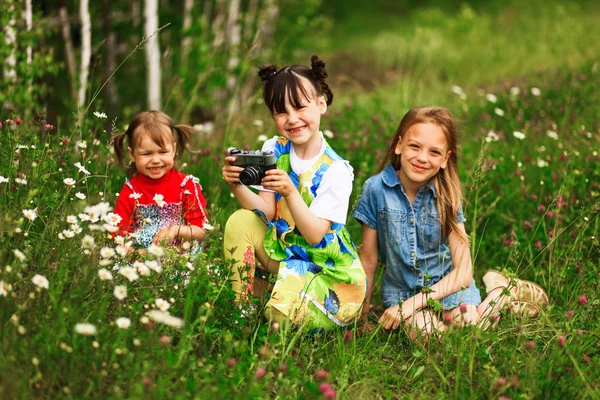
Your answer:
222;56;366;332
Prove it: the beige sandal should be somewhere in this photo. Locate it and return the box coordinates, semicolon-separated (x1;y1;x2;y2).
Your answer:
507;300;542;318
482;269;549;308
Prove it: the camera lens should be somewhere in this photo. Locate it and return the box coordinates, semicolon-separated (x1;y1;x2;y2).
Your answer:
239;166;263;186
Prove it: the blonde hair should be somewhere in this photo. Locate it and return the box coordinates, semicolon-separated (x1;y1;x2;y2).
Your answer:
112;110;196;178
379;106;466;242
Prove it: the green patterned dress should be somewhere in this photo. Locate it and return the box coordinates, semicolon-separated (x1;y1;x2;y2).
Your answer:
258;137;367;331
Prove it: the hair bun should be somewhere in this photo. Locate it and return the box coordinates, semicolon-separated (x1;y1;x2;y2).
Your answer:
310;55;328;80
258;65;278;81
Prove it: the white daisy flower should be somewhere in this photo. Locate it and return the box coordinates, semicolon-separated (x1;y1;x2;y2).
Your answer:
115;317;131;329
75;192;86;200
14;249;26;262
98;268;113;280
153;194;165;207
100;247;116;259
513;131;526;140
146;310;184;329
0;176;9;184
15;177;27;185
119;267;139;282
530;87;541;96
510;87;520;96
494;108;505;117
114;285;127;300
486;93;497;103
62;230;75;238
103;224;119;233
66;215;78;224
23;208;37;221
133;261;150;276
203;223;214;231
104;213;122;226
74;162;90;176
485;130;499;143
63;178;76;187
155;298;171;312
147;244;164;257
547;131;559;140
186;262;195;271
81;235;95;249
323;130;334;139
78;213;91;222
0;281;13;296
145;260;162;273
74;323;97;335
257;134;268;142
32;274;49;289
71;225;82;234
253;120;264;127
115;245;128;257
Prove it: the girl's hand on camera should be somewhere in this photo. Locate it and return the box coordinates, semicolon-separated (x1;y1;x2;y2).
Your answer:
261;169;295;197
222;155;243;186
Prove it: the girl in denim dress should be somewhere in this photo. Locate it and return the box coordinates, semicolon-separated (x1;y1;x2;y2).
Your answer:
354;107;548;339
222;56;367;331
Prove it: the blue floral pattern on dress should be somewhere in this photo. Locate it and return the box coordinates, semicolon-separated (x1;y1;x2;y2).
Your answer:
324;289;340;315
310;164;329;197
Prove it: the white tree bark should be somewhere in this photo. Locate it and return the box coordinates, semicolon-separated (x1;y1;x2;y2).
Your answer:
78;0;91;107
144;0;161;110
180;0;193;68
3;0;17;83
59;4;77;99
25;0;32;65
212;0;225;49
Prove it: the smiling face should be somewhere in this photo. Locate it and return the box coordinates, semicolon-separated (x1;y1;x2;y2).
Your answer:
272;79;327;154
395;122;451;196
128;128;176;180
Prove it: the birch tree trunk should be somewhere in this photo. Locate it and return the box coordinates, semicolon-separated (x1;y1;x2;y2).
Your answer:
102;0;118;116
144;0;161;110
212;0;225;49
180;0;193;68
78;0;91;107
25;0;32;66
225;0;241;114
3;0;17;84
58;0;77;99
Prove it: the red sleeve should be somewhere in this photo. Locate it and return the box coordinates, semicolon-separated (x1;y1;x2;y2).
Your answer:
182;177;209;228
113;183;136;236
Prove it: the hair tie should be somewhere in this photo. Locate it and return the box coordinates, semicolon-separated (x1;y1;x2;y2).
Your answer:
258;64;278;81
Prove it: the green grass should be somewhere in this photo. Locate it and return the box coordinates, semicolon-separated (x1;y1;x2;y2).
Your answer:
1;2;600;399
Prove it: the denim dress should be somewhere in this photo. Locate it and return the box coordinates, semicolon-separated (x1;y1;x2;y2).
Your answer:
353;164;481;310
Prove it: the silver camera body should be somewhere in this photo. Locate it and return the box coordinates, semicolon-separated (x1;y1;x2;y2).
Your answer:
229;148;277;186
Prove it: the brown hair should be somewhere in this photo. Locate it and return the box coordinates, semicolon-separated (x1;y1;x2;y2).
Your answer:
258;55;334;114
379;106;466;242
112;110;197;178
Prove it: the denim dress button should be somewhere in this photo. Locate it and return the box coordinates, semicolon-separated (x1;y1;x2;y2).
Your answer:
409;217;415;223
410;251;416;257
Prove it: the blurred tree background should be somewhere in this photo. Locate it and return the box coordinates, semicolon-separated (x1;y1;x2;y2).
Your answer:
1;0;599;141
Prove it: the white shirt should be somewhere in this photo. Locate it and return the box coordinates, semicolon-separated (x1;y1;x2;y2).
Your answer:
259;134;353;224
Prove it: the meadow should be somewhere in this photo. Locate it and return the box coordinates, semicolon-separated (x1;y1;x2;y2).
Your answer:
1;1;600;399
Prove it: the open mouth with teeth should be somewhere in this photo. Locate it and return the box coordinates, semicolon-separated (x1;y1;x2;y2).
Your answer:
288;125;306;135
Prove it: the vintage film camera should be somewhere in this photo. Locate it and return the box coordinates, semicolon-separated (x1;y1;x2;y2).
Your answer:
229;148;277;186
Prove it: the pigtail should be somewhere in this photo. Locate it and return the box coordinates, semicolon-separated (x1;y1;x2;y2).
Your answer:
258;64;278;81
310;55;334;106
174;124;197;158
112;130;138;179
112;131;128;167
